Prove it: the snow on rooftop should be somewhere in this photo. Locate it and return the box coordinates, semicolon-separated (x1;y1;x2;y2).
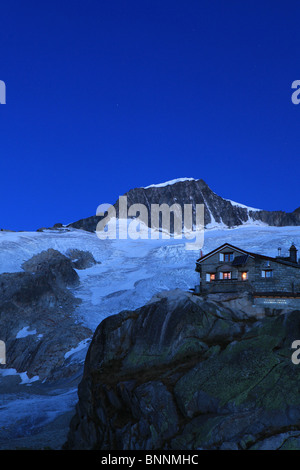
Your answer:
143;178;197;189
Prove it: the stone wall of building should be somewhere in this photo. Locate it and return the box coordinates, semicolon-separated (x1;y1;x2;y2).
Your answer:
252;259;300;293
197;249;256;293
254;297;300;309
197;248;300;294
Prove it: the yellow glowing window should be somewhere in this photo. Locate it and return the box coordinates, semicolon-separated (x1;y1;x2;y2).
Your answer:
222;272;231;280
210;274;216;281
241;272;248;281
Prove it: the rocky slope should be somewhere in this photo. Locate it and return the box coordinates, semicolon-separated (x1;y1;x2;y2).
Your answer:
67;179;300;232
65;290;300;450
0;248;93;382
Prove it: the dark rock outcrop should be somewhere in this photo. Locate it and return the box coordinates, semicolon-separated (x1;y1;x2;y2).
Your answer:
65;290;300;450
0;249;91;382
67;179;300;232
22;248;80;287
65;249;97;270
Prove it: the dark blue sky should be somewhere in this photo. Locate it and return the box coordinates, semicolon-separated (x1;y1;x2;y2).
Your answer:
1;1;300;230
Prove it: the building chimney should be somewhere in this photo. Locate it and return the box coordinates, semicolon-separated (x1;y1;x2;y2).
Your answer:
289;244;298;264
278;247;281;257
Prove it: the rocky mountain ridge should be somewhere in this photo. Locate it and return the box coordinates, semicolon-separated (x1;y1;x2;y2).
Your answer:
67;179;300;232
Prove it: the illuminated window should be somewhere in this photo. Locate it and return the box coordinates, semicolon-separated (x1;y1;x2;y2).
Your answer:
222;272;231;280
206;273;216;282
241;271;248;281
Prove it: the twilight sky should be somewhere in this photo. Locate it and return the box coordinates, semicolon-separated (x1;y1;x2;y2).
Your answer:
0;1;300;230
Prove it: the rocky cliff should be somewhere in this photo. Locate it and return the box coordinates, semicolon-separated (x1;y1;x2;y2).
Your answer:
66;290;300;450
0;248;94;382
67;179;300;232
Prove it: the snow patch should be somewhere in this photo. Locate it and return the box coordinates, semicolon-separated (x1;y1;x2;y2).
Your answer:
16;326;37;339
225;198;261;212
143;178;197;189
64;338;91;360
0;368;39;385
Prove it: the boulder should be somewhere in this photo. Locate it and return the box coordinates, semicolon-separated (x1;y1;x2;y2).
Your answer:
22;248;79;288
65;290;300;450
65;249;97;270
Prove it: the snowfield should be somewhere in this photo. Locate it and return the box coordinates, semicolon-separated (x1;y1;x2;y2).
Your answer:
0;225;299;330
0;224;299;446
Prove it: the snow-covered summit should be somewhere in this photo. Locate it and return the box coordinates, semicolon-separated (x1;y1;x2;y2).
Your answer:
143;178;198;189
68;178;300;232
143;179;261;211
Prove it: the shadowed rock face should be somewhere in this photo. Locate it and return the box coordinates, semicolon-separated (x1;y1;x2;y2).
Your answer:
67;179;300;232
65;290;300;450
65;248;97;270
22;248;80;287
0;249;91;382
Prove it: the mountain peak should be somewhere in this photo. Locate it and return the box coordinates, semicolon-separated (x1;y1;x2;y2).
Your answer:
142;178;199;189
67;178;300;232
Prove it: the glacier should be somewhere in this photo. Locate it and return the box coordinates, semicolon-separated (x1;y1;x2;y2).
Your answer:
0;224;299;447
